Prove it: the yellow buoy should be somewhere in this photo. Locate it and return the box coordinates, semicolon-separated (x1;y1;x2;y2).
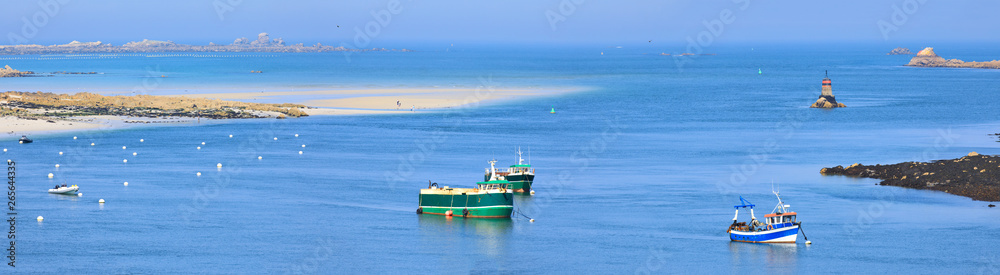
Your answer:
123;182;129;186
37;216;43;222
99;199;105;204
47;173;54;178
196;172;202;176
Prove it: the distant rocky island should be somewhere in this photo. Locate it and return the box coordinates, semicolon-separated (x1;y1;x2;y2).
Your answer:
0;65;33;77
0;33;412;55
886;47;913;55
906;47;1000;69
1;91;307;119
821;152;999;202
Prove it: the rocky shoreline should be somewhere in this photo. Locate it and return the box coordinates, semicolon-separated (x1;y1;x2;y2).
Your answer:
0;33;412;55
906;47;1000;69
820;152;1000;202
1;91;308;119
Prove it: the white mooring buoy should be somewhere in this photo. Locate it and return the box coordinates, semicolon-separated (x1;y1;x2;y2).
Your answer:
530;219;535;222
530;190;536;195
73;136;77;140
37;216;43;222
77;193;82;197
806;240;812;245
201;142;205;145
298;151;303;155
196;172;202;176
301;144;306;148
58;151;63;155
295;134;299;137
98;199;105;204
229;134;233;138
140;139;144;142
122;146;127;150
197;146;201;150
273;137;278;141
123;182;129;186
55;164;60;168
217;163;222;168
91;143;95;146
258;156;262;160
123;159;128;163
47;173;54;178
133;152;137;156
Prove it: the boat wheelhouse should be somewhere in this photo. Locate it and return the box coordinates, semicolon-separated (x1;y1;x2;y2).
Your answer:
483;148;535;193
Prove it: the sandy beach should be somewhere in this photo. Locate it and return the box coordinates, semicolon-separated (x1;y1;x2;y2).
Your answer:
2;86;581;137
0;115;197;139
176;87;579;115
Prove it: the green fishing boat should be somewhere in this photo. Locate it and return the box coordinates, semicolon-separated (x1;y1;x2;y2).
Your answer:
483;148;534;193
417;180;513;218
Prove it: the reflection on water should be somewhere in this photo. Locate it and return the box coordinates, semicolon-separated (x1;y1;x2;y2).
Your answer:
418;215;513;257
728;242;799;273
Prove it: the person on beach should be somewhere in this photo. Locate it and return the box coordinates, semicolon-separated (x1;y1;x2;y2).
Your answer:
396;100;401;109
411;105;414;112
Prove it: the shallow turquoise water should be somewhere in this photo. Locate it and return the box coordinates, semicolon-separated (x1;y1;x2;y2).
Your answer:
2;44;1000;273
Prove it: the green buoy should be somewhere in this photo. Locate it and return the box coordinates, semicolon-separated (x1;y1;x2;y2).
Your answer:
758;68;762;75
550;106;556;114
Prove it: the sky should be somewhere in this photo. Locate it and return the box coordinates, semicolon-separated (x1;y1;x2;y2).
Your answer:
2;0;997;47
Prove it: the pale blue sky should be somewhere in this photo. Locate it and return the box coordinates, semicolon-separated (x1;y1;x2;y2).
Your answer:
2;0;996;46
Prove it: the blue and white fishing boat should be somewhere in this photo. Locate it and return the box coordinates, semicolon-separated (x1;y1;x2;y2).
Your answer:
727;191;809;244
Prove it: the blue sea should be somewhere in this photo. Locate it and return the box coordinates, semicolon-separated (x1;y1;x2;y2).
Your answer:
2;44;1000;274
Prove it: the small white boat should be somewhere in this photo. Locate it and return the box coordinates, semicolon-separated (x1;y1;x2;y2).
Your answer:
48;185;79;195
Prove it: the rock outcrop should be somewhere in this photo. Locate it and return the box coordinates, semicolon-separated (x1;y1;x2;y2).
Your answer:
907;47;1000;69
0;65;32;77
887;47;913;55
821;153;1000;202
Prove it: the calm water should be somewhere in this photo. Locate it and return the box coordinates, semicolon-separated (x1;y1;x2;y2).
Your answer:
2;44;1000;274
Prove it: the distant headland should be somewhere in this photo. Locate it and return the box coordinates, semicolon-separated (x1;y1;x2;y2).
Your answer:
906;47;1000;69
0;33;413;55
886;47;913;55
